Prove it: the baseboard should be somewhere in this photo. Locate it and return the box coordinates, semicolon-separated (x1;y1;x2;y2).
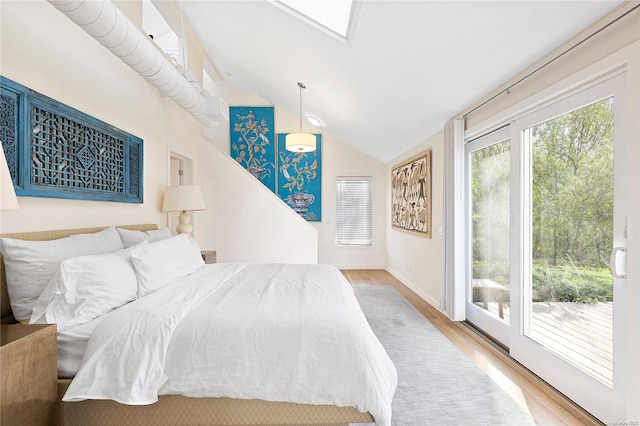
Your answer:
335;264;386;270
385;267;441;310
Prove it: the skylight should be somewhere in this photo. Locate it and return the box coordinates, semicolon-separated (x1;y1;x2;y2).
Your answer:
276;0;354;39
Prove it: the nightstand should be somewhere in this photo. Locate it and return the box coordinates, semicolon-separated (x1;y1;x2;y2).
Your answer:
201;250;217;264
1;324;57;426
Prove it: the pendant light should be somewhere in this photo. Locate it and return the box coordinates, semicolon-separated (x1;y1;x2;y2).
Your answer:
286;82;316;152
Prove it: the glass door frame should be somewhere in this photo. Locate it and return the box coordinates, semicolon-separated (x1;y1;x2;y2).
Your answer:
464;126;511;346
460;43;640;423
507;69;627;422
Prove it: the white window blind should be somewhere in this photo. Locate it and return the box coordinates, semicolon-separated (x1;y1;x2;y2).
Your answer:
336;178;373;246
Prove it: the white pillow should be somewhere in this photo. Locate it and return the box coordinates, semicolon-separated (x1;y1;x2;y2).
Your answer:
1;226;124;321
117;227;173;248
147;227;173;243
131;234;204;298
29;244;143;331
116;228;147;248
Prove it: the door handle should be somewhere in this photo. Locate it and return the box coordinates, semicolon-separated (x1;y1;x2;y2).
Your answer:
609;246;627;279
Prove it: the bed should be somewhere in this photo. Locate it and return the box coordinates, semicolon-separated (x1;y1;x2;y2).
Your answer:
0;224;396;426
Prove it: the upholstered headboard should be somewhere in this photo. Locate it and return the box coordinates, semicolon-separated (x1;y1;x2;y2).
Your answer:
0;224;158;324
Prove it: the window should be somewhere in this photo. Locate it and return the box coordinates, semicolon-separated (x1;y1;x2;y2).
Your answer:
142;0;183;66
336;177;373;246
275;0;354;38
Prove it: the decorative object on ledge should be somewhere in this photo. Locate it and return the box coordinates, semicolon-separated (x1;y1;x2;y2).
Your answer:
277;133;322;221
391;149;432;238
162;185;206;236
0;76;143;203
229;106;276;192
46;0;228;127
285;82;316;152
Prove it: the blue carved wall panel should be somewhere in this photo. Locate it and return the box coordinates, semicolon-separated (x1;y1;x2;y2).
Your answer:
0;76;143;203
276;133;322;222
227;106;324;222
0;85;18;181
229;106;276;192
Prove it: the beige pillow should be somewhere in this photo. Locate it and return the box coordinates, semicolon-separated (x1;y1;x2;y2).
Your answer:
116;227;173;248
1;226;124;321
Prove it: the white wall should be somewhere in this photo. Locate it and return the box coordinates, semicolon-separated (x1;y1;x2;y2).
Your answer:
464;3;640;130
385;5;639;419
385;132;444;307
385;2;640;311
0;0;168;232
0;0;317;264
0;0;386;268
201;79;387;268
197;142;318;264
315;138;387;269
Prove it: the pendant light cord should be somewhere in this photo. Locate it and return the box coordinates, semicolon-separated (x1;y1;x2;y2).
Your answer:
298;82;306;132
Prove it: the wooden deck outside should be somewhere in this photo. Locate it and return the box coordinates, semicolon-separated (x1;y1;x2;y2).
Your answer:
480;300;613;387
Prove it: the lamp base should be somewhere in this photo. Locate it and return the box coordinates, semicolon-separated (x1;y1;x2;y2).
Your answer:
176;211;193;236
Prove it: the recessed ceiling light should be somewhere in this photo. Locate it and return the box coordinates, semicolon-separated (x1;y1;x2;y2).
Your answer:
307;115;321;127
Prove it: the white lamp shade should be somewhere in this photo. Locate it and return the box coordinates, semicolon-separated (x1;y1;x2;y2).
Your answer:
162;185;206;212
286;132;316;152
0;146;19;211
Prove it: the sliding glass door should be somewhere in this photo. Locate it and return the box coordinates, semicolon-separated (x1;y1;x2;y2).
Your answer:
465;127;511;345
465;71;628;421
519;96;616;387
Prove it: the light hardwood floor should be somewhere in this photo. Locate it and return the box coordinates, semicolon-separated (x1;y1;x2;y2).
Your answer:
341;269;604;426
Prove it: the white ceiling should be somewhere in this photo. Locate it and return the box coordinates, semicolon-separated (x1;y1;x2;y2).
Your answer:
181;1;622;163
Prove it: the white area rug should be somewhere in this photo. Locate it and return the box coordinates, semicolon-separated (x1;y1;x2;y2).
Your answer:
354;285;536;426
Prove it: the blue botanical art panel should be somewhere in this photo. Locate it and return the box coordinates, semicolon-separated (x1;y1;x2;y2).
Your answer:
229;106;276;192
276;133;322;222
0;76;143;203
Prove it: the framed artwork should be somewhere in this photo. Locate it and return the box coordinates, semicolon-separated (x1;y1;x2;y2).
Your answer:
391;149;431;238
0;76;143;204
229;106;276;192
276;133;322;221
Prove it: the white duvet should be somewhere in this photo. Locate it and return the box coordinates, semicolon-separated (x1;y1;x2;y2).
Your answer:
63;263;397;426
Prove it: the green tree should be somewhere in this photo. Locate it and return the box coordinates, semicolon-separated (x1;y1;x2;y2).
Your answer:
471;99;615;302
531;98;614;268
471;139;510;283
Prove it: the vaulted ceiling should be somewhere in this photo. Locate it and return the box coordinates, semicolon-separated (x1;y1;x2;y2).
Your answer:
180;1;622;163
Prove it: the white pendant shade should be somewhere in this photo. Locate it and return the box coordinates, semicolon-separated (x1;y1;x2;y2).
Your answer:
286;132;316;152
